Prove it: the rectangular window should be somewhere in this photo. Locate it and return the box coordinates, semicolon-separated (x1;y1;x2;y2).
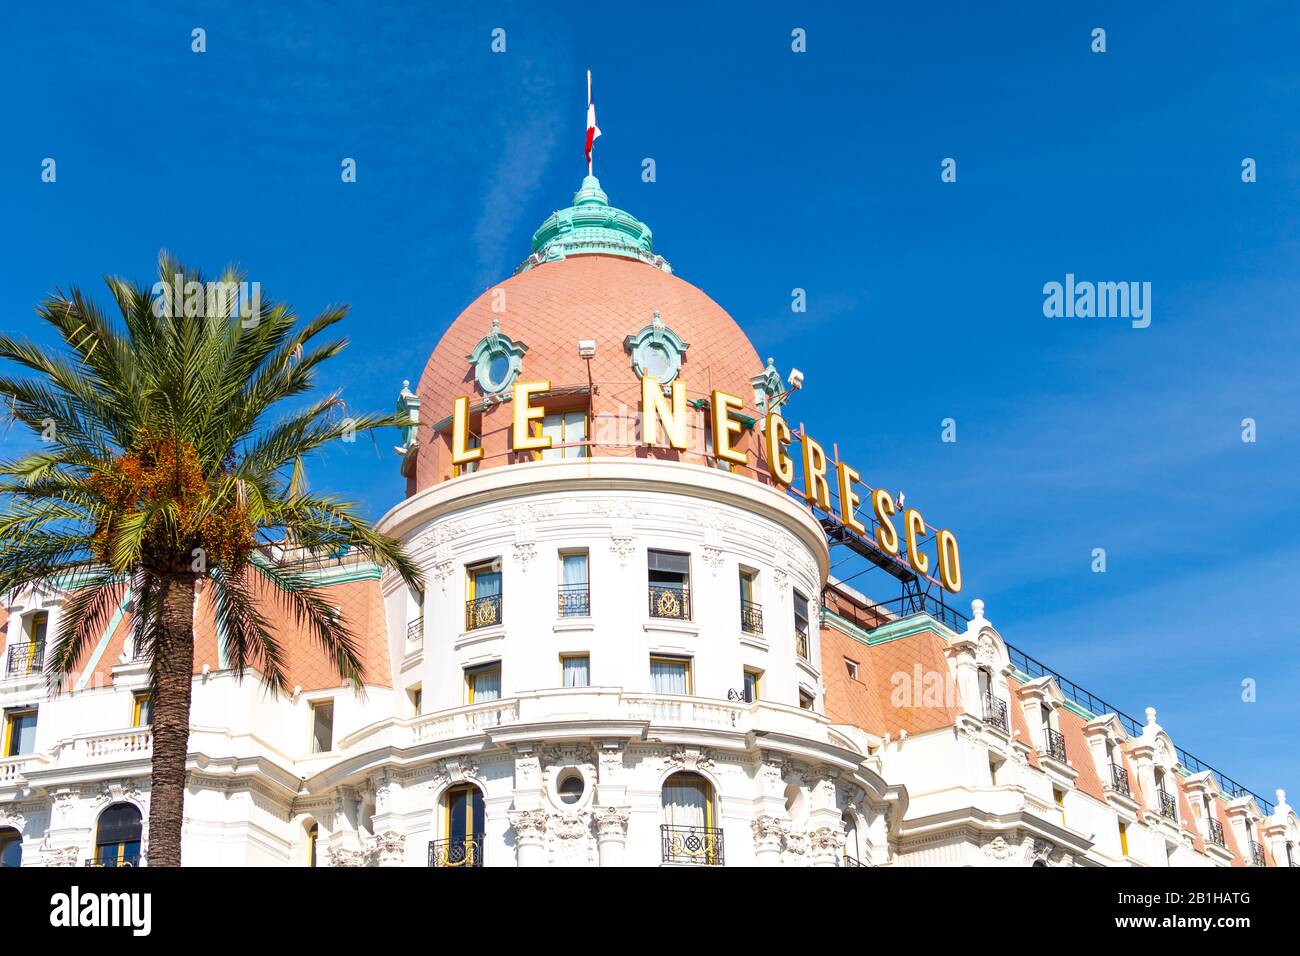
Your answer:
739;568;762;633
743;668;762;703
453;430;482;476
794;590;810;660
410;686;422;717
541;409;588;460
650;656;691;695
703;417;736;472
844;658;860;681
466;663;502;703
648;550;691;621
989;756;1001;785
1119;822;1129;857
798;689;815;711
1054;787;1066;824
28;611;49;644
561;654;590;688
558;550;590;617
132;693;154;728
310;700;334;753
3;708;37;757
466;561;503;630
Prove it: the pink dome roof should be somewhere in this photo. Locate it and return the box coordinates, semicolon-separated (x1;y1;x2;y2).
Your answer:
410;254;766;494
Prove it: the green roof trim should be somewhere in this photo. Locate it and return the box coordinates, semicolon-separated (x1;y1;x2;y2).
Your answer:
517;176;672;274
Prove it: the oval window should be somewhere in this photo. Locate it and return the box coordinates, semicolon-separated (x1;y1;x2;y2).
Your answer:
557;773;585;805
642;343;673;380
484;351;512;390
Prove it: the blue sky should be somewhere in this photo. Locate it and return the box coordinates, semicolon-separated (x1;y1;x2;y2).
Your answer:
2;3;1298;799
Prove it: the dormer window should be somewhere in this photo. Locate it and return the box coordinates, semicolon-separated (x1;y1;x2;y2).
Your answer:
625;311;689;385
466;318;528;394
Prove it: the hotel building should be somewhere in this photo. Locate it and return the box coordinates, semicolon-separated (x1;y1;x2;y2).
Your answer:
1;174;1295;868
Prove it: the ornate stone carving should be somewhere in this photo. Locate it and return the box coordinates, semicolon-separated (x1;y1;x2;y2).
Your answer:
773;567;790;592
752;815;788;852
546;811;594;866
597;743;624;779
508;809;549;840
432;559;454;591
609;535;635;566
370;831;406;866
542;744;595;770
0;804;26;832
591;806;631;839
40;842;80;867
982;835;1015;862
512;539;537;571
664;745;715;773
326;846;370;868
701;545;724;572
513;746;543;790
810;826;846;855
975;633;997;668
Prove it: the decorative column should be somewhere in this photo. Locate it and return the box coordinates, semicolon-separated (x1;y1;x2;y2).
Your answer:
592;807;631;866
507;809;548;866
371;832;407;867
752;816;786;866
809;826;845;867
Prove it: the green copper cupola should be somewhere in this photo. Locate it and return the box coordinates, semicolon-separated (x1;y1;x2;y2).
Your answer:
516;175;672;274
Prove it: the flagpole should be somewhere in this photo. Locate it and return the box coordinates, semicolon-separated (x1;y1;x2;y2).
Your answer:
586;70;593;176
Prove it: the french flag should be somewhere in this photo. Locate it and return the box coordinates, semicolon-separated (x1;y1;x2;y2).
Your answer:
585;70;601;173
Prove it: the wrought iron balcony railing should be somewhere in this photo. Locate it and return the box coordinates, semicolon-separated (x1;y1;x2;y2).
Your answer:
740;599;763;635
557;583;590;617
1044;728;1067;763
843;854;864;867
1207;818;1226;848
465;594;502;631
982;693;1009;733
1109;763;1130;796
648;583;690;621
1158;789;1177;821
85;853;142;867
660;824;724;865
406;617;423;643
428;836;483;868
1249;840;1265;867
795;626;809;660
5;642;43;677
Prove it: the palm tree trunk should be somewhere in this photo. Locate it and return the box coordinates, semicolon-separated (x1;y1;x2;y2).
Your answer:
147;571;197;867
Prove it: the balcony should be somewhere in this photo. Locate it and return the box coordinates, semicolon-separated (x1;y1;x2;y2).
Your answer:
660;824;724;865
843;854;865;867
1158;789;1177;821
1207;818;1226;848
557;583;590;617
982;693;1009;733
85;853;142;867
465;594;502;631
1044;728;1067;763
1109;763;1130;796
406;617;423;643
428;836;482;868
740;599;763;635
648;583;690;621
1249;840;1265;867
5;641;43;677
795;626;809;660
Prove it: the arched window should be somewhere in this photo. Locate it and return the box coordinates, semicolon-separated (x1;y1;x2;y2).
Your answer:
94;803;142;867
0;827;21;868
842;811;861;866
660;772;721;864
431;784;484;867
306;822;318;868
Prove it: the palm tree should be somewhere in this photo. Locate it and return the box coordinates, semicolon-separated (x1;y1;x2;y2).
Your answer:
0;254;420;866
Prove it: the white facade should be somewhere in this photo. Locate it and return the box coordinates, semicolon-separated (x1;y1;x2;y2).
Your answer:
1;458;903;867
